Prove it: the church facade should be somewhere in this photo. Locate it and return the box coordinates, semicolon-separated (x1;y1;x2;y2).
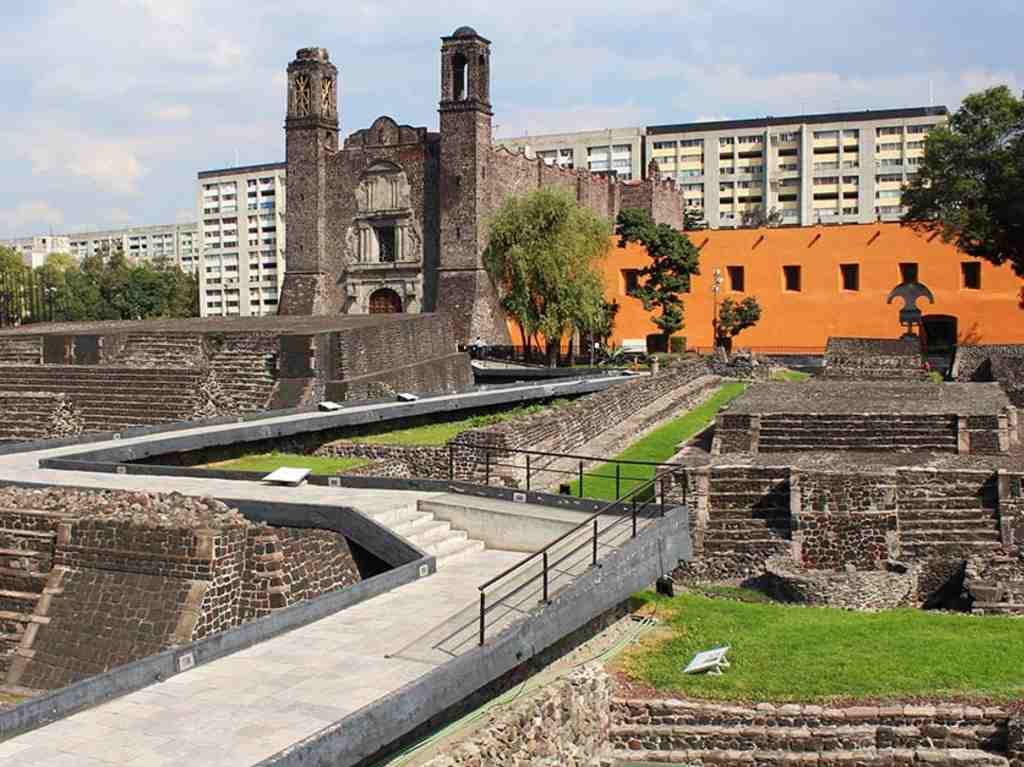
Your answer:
278;27;683;341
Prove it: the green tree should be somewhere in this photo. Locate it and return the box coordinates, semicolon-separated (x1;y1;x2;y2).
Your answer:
683;208;706;231
615;207;700;347
484;188;611;366
902;85;1024;278
0;245;26;273
715;296;762;352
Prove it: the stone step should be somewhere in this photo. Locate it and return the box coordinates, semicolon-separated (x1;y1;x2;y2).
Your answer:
760;444;957;453
0;589;41;604
390;514;441;538
0;568;48;594
608;722;1006;753
901;528;1001;542
901;541;1004;557
972;602;1024;615
900;500;996;512
609;747;1008;766
432;537;486;565
405;521;460;548
0;548;48;559
0;529;56;541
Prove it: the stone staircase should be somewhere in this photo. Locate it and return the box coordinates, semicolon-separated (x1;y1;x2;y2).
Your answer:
0;365;206;434
704;468;792;558
608;700;1011;766
109;333;204;367
365;502;485;566
896;476;1002;560
966;556;1024;616
0;510;66;679
0;337;41;366
207;338;278;413
758;414;958;453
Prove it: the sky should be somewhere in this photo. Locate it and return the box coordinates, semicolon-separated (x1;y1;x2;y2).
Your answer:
0;0;1020;238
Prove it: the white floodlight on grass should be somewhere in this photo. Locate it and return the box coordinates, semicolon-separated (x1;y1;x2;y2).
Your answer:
263;467;311;487
319;401;343;412
397;392;419;402
683;645;731;675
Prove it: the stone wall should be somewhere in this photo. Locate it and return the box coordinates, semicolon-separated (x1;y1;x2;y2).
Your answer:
611;697;1015;765
0;486;365;692
823;336;926;380
315;442;449;478
326;352;472;401
992;355;1024;407
0;392;83;442
419;663;611;767
759;557;917;610
953;344;1024;382
451;361;714;484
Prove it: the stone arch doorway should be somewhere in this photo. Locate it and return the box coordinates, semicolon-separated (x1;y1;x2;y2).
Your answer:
368;288;403;314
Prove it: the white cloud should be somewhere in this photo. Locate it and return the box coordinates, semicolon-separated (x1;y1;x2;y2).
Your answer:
0;201;65;235
7;126;148;196
148;104;192;121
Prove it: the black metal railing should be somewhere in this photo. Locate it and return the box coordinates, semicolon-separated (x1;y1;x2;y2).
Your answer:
0;270;59;328
473;468;678;646
447;440;681;500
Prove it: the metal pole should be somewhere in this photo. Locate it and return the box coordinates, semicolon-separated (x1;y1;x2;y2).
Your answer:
485;449;490;487
633;500;638;538
542;551;549;603
526;454;531;492
448;445;454;480
592;518;598;565
579;460;584;498
615;463;621;499
479;591;486;646
660;477;666;516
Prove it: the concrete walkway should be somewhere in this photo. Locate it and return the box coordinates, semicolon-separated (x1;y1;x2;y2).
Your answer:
0;418;534;766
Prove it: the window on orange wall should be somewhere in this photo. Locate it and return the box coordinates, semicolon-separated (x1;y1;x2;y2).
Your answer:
622;269;641;294
899;262;919;284
783;265;802;292
727;265;745;292
840;263;860;291
961;261;981;290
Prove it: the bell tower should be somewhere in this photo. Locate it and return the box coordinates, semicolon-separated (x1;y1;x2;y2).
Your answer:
279;47;339;314
436;27;509;343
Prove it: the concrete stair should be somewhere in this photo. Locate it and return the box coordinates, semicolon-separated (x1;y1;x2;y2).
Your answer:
0;525;54;677
758;414;957;453
367;504;485;566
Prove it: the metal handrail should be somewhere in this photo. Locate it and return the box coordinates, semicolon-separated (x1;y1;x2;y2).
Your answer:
448;439;683;469
474;464;681;645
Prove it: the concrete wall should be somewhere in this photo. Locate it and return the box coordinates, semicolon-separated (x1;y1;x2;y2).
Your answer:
604;223;1024;351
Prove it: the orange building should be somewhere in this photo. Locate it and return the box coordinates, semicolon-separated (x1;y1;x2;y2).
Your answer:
604;222;1024;353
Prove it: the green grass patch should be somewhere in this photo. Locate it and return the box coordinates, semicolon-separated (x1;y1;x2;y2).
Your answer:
347;399;570;447
770;368;810;382
571;383;747;500
614;591;1024;703
205;452;370;475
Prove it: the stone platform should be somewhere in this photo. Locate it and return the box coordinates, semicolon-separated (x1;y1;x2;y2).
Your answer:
0;314;472;440
712;381;1016;455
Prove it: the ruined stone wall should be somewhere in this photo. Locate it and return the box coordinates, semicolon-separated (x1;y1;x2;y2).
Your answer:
759;558;918;610
0;335;41;365
205;333;280;413
419;663;611;767
823;336;926;380
0;487;368;692
451;362;714;482
992;355;1024;407
953;343;1024;382
612;697;1014;762
328;352;472;401
315;442;449;479
334;314;457;380
0;392;83;442
619;177;684;229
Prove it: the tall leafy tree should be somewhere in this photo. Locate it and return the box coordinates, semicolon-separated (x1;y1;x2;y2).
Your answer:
484;188;612;366
902;85;1024;278
0;245;26;273
616;207;700;346
715;296;762;352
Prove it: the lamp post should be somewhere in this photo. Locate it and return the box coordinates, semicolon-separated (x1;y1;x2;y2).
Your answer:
711;267;723;351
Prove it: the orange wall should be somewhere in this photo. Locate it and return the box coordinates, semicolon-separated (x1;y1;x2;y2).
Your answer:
604;223;1024;351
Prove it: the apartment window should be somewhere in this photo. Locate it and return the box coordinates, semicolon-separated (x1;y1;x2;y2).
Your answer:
843;175;858;185
719;137;734;146
783;265;802;292
727;266;745;292
877;126;902;136
653;141;676;150
899;262;919;284
622;269;640;294
961;261;982;290
907;124;936;134
876;174;902;183
680;139;703;148
738;135;763;144
778;131;799;142
840;264;860;291
814;130;838;140
813;176;839;186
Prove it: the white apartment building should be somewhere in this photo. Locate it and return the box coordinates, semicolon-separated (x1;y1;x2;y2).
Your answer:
197;162;287;318
66;223;200;272
645;106;948;228
495;127;645;181
0;235;71;268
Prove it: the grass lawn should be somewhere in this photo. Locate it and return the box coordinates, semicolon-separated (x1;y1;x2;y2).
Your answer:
614;590;1024;703
770;368;810;382
347;400;567;447
571;383;747;500
205;452;370;475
